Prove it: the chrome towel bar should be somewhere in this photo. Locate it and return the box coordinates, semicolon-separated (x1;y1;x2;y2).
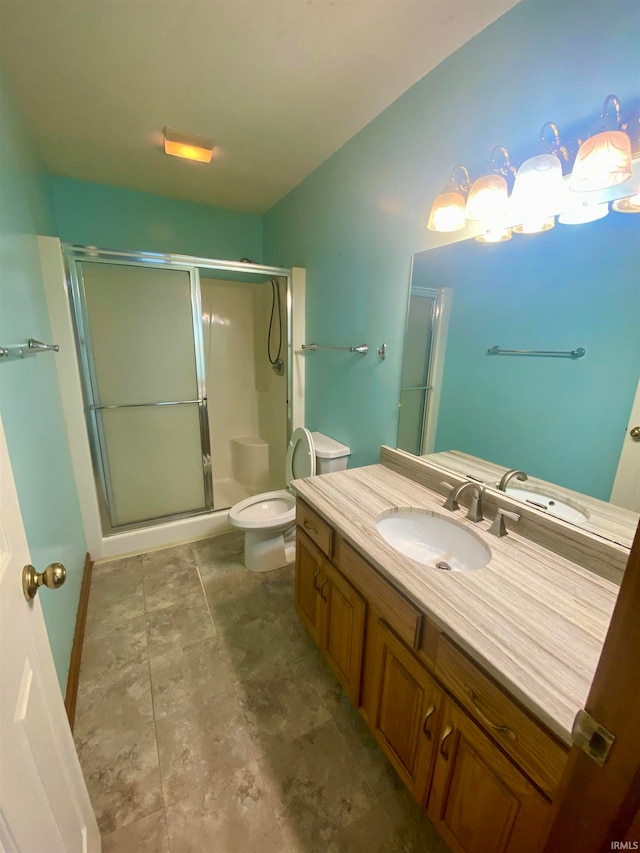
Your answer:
0;339;60;360
487;345;585;359
302;343;369;355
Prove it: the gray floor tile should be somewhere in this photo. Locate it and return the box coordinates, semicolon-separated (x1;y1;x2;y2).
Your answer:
379;785;451;853
258;720;380;851
143;565;203;614
80;613;148;678
146;596;216;658
75;653;154;739
165;763;286;853
76;721;163;834
142;543;195;577
101;809;170;853
156;688;257;805
149;636;233;720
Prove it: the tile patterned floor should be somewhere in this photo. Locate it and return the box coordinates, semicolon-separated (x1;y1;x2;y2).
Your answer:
75;532;450;852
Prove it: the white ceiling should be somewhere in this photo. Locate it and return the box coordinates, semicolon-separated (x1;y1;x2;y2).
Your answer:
1;0;519;213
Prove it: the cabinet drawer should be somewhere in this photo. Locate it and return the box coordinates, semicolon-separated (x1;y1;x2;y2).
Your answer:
335;537;421;649
435;636;568;797
296;500;333;557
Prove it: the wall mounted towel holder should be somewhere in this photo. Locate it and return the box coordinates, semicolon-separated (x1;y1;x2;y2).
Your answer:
0;339;60;360
302;343;387;359
487;345;585;359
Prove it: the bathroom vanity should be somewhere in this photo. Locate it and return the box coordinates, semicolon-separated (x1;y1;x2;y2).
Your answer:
292;448;621;853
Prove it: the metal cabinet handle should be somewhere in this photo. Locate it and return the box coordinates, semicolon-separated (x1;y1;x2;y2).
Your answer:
422;702;436;740
22;562;66;601
466;687;517;742
313;567;322;590
303;519;319;534
318;579;328;601
439;724;453;759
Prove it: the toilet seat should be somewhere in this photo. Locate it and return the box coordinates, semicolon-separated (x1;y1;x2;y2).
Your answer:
228;490;296;531
285;427;316;486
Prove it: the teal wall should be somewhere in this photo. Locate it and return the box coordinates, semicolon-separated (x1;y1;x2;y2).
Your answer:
50;176;263;261
0;65;87;691
263;0;640;470
413;214;639;500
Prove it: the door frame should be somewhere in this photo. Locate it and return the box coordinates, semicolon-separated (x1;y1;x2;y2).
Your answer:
546;517;640;849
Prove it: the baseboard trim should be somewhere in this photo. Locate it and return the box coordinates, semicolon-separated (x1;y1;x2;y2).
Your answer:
65;552;93;731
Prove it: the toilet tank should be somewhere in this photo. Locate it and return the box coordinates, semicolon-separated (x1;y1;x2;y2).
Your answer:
311;431;351;474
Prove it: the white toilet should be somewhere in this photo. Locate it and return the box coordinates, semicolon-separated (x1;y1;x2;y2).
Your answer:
228;428;350;573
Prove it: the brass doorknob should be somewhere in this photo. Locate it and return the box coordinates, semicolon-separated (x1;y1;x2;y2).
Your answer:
22;562;66;601
630;426;640;440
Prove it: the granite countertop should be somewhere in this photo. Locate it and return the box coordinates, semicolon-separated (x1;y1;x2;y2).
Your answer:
292;463;619;745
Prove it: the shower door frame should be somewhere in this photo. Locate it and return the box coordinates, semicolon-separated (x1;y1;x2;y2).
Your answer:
64;245;292;532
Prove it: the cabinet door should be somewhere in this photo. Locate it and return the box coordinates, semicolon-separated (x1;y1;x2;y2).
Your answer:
428;697;552;853
321;561;366;705
294;529;324;645
370;620;442;803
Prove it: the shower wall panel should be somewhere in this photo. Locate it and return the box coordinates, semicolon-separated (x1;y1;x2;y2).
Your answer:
202;278;287;509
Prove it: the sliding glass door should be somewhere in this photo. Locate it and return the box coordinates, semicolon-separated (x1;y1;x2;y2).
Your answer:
70;260;212;528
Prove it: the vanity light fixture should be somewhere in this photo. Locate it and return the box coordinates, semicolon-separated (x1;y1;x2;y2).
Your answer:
612;193;640;213
475;227;512;243
427;165;470;232
570;95;632;192
466;146;515;226
558;201;610;225
163;126;215;163
511;123;568;235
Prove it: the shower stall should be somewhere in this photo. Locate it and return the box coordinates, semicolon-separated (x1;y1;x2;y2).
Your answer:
65;247;291;535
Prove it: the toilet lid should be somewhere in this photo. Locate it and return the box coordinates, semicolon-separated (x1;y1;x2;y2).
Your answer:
285;427;316;486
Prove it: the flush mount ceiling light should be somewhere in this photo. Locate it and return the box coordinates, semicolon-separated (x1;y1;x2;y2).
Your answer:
466;146;515;226
427;165;470;232
163;126;215;163
570;95;632;192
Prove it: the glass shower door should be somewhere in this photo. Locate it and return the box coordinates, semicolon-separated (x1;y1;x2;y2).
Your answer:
74;261;212;528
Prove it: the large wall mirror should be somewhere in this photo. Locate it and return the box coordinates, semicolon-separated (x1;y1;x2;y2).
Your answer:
399;209;640;548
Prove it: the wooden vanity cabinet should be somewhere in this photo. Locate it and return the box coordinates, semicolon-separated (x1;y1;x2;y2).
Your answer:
368;619;443;803
427;696;552;853
294;498;564;852
294;527;366;704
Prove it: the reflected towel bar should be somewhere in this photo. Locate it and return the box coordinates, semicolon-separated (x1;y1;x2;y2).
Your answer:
487;345;585;359
302;343;369;355
0;339;60;360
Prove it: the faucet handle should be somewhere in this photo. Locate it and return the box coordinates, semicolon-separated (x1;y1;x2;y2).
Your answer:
489;508;521;537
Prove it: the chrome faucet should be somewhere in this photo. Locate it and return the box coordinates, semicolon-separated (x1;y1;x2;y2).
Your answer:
497;469;528;492
442;481;485;523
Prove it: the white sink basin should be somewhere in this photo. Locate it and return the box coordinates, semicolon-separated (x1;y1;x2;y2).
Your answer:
376;508;491;573
505;487;588;523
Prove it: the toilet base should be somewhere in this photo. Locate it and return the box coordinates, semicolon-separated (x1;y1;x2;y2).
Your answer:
244;526;296;573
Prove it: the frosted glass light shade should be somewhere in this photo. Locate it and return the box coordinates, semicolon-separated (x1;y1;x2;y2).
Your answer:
475;227;512;244
427;191;466;232
466;174;509;223
511;154;563;223
570;130;632;192
558;202;609;225
613;193;640;213
513;217;555;235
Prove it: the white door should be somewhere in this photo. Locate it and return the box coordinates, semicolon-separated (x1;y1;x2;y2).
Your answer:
611;378;640;511
0;415;100;853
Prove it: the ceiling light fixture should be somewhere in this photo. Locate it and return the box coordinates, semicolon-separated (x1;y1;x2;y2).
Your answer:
163;126;215;163
570;95;632;192
427;165;471;232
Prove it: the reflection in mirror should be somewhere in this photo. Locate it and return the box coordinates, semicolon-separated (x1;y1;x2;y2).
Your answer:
398;210;640;546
